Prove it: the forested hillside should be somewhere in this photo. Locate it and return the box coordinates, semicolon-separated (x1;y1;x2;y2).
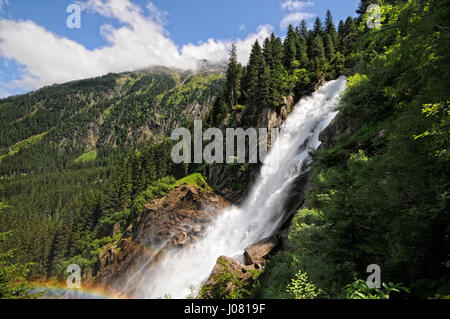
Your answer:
0;65;225;281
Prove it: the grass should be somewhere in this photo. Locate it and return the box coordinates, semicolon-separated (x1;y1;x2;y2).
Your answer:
74;150;98;163
172;173;212;191
0;132;48;163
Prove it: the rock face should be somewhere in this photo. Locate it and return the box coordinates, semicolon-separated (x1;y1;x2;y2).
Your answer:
243;236;279;265
202;236;279;298
204;96;294;204
88;183;229;293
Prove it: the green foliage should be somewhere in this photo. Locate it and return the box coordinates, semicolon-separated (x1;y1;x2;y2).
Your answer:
199;257;250;299
344;278;409;299
287;269;322;299
172;173;211;191
0;132;47;164
74;150;98;163
261;0;450;299
0;232;37;299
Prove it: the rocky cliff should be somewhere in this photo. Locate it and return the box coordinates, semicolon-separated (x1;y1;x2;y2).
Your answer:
85;182;229;295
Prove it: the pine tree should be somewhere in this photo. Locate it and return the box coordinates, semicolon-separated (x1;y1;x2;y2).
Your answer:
338;20;346;52
257;63;271;110
324;33;335;60
324;33;336;78
325;10;338;49
263;38;273;68
242;41;264;107
283;25;299;72
299;20;308;38
270;34;284;68
342;17;358;56
311;35;326;77
269;34;284;108
296;35;309;69
224;44;241;108
313;17;324;37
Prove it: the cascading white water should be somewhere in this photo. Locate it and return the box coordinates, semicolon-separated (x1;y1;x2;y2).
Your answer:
131;77;347;298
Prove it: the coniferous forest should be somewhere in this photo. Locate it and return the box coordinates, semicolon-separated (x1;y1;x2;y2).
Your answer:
0;0;449;301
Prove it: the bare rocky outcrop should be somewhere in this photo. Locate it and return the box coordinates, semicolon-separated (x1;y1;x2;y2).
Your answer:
243;236;279;265
85;183;229;292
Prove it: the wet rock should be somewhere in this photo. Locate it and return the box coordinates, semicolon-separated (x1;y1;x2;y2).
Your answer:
243;236;279;265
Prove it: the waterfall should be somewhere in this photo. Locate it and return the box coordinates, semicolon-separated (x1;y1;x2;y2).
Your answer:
131;77;347;298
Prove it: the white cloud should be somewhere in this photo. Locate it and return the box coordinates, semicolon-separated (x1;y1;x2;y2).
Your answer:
279;0;315;31
0;0;271;96
280;0;313;12
280;12;315;30
146;2;168;26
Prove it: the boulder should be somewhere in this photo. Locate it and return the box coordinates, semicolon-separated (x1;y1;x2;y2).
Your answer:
201;256;262;299
243;236;279;265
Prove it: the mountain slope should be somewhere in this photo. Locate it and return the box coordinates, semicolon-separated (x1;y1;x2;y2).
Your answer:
0;66;225;175
0;65;225;278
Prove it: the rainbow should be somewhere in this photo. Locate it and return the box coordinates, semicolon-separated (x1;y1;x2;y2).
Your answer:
29;280;130;299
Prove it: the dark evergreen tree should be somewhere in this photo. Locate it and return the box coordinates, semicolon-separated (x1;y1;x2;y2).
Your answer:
299;20;308;38
313;17;324;37
224;44;241;108
311;35;326;77
296;35;309;69
324;33;335;60
283;25;299;72
242;41;264;107
263;38;273;68
342;17;358;56
325;10;339;49
338;20;346;51
257;63;271;110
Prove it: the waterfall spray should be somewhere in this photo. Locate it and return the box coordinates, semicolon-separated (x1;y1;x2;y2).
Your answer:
130;77;347;298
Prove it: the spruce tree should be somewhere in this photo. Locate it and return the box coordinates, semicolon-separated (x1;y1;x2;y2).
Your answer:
224;44;241;108
296;35;309;69
263;38;273;68
299;20;308;38
269;34;284;108
257;63;271;110
313;17;324;37
338;20;346;52
311;35;326;78
243;41;264;107
283;25;299;72
324;33;335;60
325;10;338;49
342;17;358;56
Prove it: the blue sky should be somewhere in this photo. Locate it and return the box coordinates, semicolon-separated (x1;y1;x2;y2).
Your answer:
0;0;360;98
